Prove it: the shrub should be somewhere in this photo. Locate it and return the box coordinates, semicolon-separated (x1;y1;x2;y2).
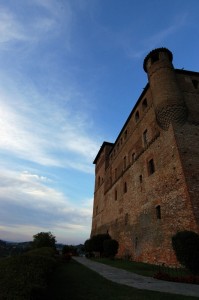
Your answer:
85;234;111;256
172;231;199;274
103;239;119;258
0;248;56;300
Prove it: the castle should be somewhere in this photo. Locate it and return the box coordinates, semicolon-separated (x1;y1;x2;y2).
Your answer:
91;47;199;266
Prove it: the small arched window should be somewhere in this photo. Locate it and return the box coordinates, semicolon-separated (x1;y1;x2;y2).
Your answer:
124;182;127;193
142;98;148;110
115;189;117;201
156;205;161;219
135;111;139;122
123;156;126;169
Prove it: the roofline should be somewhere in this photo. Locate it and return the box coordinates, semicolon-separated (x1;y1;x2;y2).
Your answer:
175;69;199;76
93;141;114;164
108;83;149;155
93;67;199;165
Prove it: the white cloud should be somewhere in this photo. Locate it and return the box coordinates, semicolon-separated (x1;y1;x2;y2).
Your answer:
0;1;73;52
0;168;93;243
0;74;99;172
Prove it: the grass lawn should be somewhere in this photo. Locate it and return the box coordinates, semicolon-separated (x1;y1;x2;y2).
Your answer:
46;259;196;300
91;258;190;277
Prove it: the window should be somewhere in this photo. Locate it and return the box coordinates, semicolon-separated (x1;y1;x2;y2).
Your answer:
115;168;117;179
142;98;148;110
115;189;117;201
124;182;127;193
151;52;159;64
109;176;112;185
156;205;161;219
96;205;98;215
123;156;126;169
143;129;148;146
124;129;127;139
148;158;155;175
192;79;198;89
139;175;143;183
135;111;139;122
132;153;135;162
98;176;101;187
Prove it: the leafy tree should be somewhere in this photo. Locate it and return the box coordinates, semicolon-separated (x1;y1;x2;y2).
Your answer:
103;239;119;258
32;232;56;249
172;230;199;274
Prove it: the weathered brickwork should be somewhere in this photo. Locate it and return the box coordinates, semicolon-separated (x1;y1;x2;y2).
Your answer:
91;48;199;266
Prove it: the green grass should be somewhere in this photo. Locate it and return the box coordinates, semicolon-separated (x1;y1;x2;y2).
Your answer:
91;258;190;277
46;259;196;300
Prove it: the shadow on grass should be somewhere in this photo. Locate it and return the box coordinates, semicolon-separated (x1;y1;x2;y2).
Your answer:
46;259;196;300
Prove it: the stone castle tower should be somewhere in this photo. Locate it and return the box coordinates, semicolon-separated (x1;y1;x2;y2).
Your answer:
91;48;199;266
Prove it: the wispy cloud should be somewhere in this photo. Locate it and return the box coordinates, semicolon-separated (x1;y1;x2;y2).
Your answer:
0;1;73;52
0;81;99;172
123;12;189;60
144;13;188;49
0;6;27;45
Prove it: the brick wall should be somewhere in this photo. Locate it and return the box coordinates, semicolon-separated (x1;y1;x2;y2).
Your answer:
91;48;199;266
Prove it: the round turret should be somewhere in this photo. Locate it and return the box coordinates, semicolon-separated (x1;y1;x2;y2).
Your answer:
143;48;187;130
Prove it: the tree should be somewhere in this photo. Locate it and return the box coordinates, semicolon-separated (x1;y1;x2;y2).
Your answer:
32;232;56;249
62;245;77;256
84;239;93;253
172;231;199;274
103;239;119;258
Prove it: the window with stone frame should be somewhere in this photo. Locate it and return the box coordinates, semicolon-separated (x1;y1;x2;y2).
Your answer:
148;158;155;175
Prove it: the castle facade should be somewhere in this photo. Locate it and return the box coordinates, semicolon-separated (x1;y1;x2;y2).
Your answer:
91;48;199;266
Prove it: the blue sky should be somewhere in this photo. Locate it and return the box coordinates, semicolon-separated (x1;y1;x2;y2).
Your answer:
0;0;199;244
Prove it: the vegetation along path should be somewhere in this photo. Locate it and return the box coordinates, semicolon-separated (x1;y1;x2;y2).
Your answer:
73;257;199;298
47;258;197;300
